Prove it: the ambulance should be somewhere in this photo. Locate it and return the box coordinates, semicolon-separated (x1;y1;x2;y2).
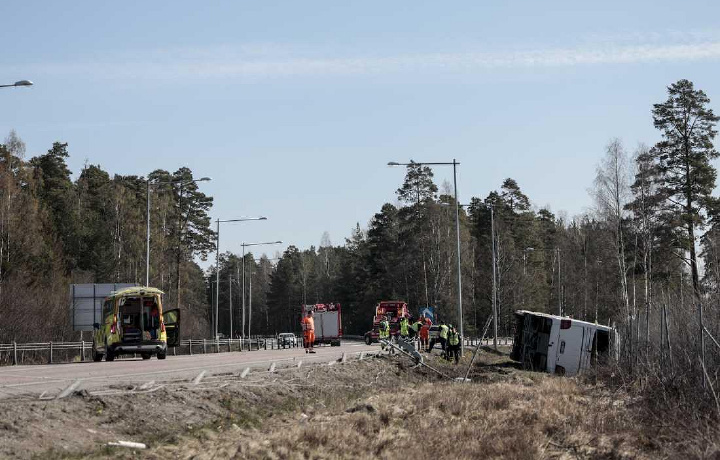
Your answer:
92;287;180;361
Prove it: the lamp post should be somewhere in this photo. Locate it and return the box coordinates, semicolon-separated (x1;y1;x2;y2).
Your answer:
214;217;267;340
229;275;234;340
0;80;33;88
490;205;498;350
388;159;464;355
145;176;211;287
240;241;283;340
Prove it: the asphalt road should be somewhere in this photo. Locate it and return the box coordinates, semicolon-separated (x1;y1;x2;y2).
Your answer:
0;341;378;399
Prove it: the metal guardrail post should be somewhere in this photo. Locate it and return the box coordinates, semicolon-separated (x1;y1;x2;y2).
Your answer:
49;341;53;364
189;339;193;355
264;339;267;350
81;340;85;362
12;341;17;365
173;346;176;356
203;339;206;354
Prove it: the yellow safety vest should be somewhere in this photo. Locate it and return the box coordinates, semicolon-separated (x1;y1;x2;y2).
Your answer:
400;319;409;335
439;325;449;339
449;332;459;346
379;321;389;338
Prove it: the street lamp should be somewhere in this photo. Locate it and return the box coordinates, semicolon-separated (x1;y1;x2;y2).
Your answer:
145;176;211;287
214;217;267;340
388;159;464;355
240;241;283;340
490;205;498;350
0;80;33;88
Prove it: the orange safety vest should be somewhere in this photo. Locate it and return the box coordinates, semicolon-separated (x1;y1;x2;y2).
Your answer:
302;316;315;334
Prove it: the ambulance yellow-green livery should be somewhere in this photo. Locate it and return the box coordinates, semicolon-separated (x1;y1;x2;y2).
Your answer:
92;287;180;361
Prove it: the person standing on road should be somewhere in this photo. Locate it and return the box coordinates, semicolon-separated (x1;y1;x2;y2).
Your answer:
419;317;430;352
379;315;390;351
438;321;449;355
410;317;421;340
446;326;460;364
301;310;316;354
399;316;410;341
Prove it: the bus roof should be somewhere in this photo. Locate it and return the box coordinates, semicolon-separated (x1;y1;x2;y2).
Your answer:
107;286;164;299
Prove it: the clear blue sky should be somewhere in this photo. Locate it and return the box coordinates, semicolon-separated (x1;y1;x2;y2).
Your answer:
3;1;720;264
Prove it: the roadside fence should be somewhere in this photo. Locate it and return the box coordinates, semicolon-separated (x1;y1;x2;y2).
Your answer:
0;335;299;366
0;334;513;366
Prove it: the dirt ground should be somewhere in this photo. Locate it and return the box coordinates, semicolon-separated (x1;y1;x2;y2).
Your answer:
1;347;716;459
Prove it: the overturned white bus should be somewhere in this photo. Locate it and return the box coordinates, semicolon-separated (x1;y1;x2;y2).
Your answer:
510;310;615;376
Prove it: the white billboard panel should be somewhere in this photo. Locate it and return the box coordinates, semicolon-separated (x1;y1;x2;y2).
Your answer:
70;283;137;331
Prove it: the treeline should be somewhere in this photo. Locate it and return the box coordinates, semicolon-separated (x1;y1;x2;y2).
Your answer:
253;79;720;412
0;136;215;341
4;79;720;417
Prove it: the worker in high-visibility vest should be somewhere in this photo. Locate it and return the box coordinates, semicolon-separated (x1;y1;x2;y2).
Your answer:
438;321;449;355
301;310;316;354
399;316;410;340
446;326;460;364
410;317;422;340
379;316;390;350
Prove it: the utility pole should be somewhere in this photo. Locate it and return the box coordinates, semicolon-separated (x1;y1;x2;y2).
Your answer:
452;159;464;355
213;216;267;340
491;205;498;350
557;248;562;316
241;240;282;340
215;219;220;340
229;274;233;340
388;159;464;354
249;264;253;339
242;244;246;342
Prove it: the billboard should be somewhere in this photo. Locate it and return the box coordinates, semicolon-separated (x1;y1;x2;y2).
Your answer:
70;283;137;331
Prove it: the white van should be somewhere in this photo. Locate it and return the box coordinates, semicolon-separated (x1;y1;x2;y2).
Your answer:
510;310;614;376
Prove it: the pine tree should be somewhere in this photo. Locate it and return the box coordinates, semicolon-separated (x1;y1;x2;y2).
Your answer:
29;142;78;273
395;161;437;205
75;164;115;280
166;167;215;308
650;79;719;296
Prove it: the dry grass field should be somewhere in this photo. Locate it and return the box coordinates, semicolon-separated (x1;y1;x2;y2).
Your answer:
4;349;719;459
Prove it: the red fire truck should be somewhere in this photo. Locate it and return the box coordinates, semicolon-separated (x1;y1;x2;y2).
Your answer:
364;300;409;345
302;303;343;346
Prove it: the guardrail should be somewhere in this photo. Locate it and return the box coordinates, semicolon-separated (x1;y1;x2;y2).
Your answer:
0;341;91;365
0;335;513;366
0;336;302;366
